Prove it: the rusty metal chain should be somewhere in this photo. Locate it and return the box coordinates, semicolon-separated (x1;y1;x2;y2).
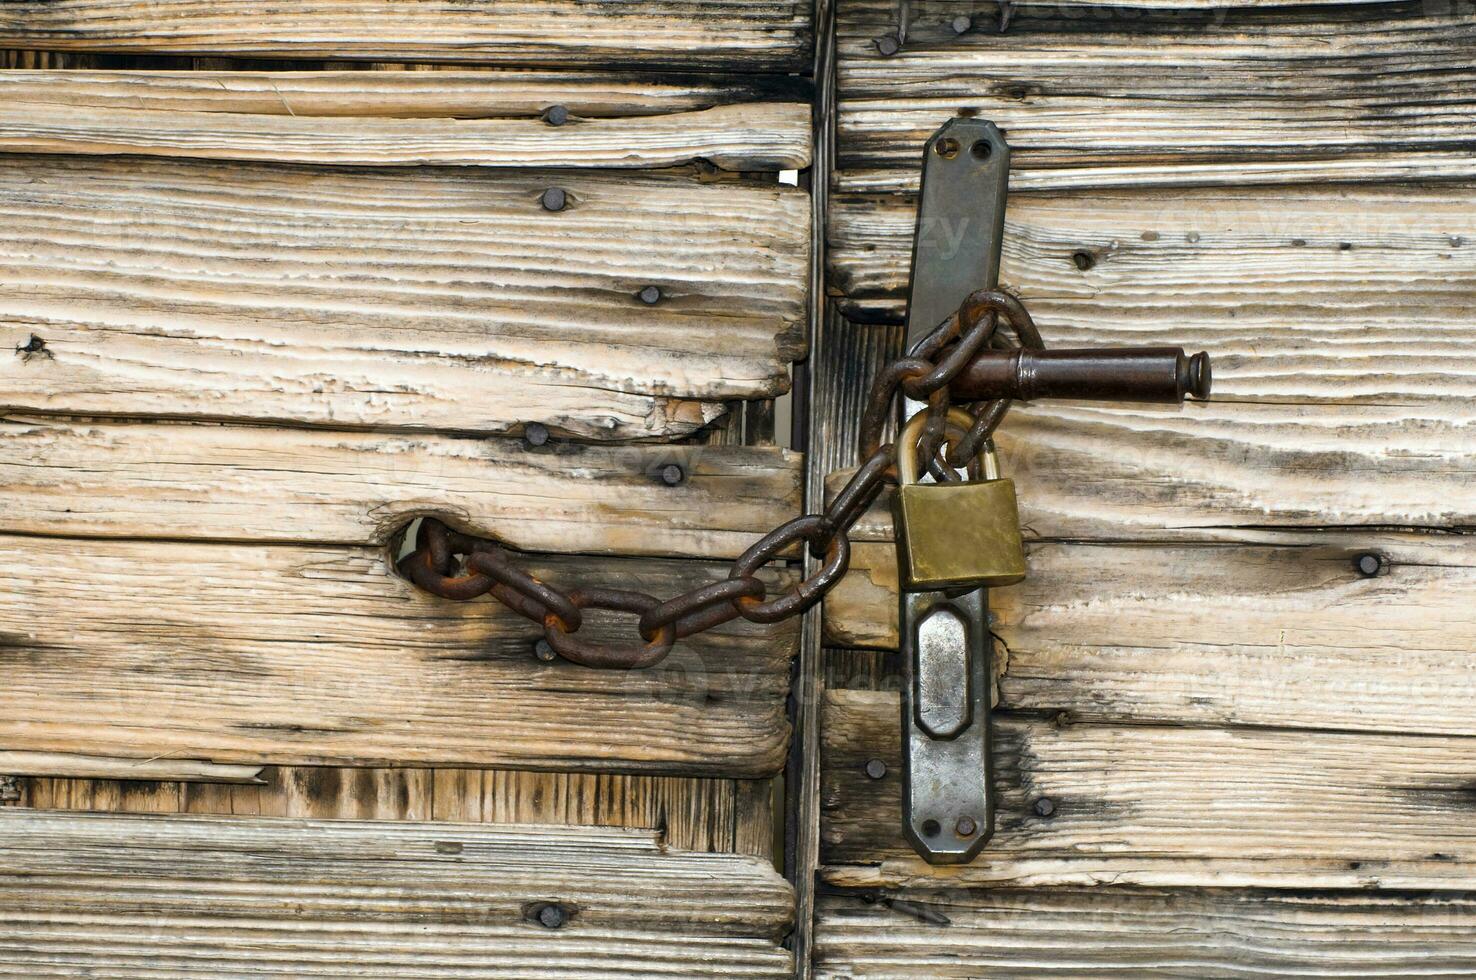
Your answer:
400;289;1042;670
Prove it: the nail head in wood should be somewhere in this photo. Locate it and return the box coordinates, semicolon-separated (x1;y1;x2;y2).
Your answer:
864;758;887;780
638;285;663;305
542;105;569;126
540;187;567;212
523;422;550;448
1354;552;1384;578
534;903;568;929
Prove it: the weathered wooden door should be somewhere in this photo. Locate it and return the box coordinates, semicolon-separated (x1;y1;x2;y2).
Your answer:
802;0;1476;976
0;6;813;975
4;0;1476;976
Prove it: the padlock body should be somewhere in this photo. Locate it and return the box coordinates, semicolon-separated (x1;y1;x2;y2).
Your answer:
895;478;1026;590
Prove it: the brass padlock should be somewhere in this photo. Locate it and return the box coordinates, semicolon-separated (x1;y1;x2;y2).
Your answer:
894;408;1027;591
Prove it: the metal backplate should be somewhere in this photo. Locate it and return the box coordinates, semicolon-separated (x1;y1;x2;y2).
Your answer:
901;588;993;861
904;117;1011;349
897;117;1011;864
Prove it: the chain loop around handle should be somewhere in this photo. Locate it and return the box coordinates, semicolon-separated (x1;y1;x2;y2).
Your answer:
400;289;1043;670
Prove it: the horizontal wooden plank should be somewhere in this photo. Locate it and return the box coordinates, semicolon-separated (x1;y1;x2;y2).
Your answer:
0;752;264;784
0;0;812;71
0;93;812;171
0;69;809;120
829;186;1476;403
836;3;1476;192
824;535;1476;736
821;689;1476;890
22;766;773;858
0;809;793;978
816;888;1476;978
0;154;808;439
829;398;1476;542
1;534;796;776
0;419;800;556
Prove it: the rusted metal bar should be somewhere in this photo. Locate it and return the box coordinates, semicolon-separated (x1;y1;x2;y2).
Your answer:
950;346;1211;404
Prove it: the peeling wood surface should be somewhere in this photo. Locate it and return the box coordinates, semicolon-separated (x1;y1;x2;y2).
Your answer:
1;534;796;776
821;689;1476;890
815;889;1476;978
0;0;813;71
0;94;812;171
825;536;1476;736
829;187;1476;404
21;767;774;859
836;3;1476;192
0;69;810;120
0;809;794;978
0;154;808;439
0;419;800;555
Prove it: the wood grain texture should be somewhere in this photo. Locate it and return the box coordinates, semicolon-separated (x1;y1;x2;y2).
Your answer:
829;186;1476;403
836;2;1476;192
0;753;263;784
0;94;812;171
830;398;1476;542
0;0;813;71
0;68;809;119
0;154;809;439
815;889;1476;978
825;535;1476;736
0;419;801;556
822;689;1476;890
23;767;774;858
1;534;797;776
0;809;794;978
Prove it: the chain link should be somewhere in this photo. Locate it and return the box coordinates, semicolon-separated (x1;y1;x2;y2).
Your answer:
399;288;1041;669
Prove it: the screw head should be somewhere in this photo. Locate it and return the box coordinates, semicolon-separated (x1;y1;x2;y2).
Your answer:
1032;797;1056;818
540;187;567;212
951;14;972;33
1354;552;1384;578
864;758;887;780
955;815;977;837
533;639;556;663
536;903;567;929
542;104;569;126
875;34;900;55
638;285;663;305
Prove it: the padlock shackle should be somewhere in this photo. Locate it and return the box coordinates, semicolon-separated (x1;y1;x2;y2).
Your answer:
897;407;990;485
950;346;1211;404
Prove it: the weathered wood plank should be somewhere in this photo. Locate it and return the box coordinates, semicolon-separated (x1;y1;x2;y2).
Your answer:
0;809;794;978
0;0;813;71
0;753;263;784
830;399;1476;542
0;69;809;120
0;419;801;556
821;689;1476;890
0;93;812;171
836;2;1476;192
830;186;1476;403
825;535;1476;736
815;889;1476;978
0;154;809;439
2;534;796;776
22;767;774;857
